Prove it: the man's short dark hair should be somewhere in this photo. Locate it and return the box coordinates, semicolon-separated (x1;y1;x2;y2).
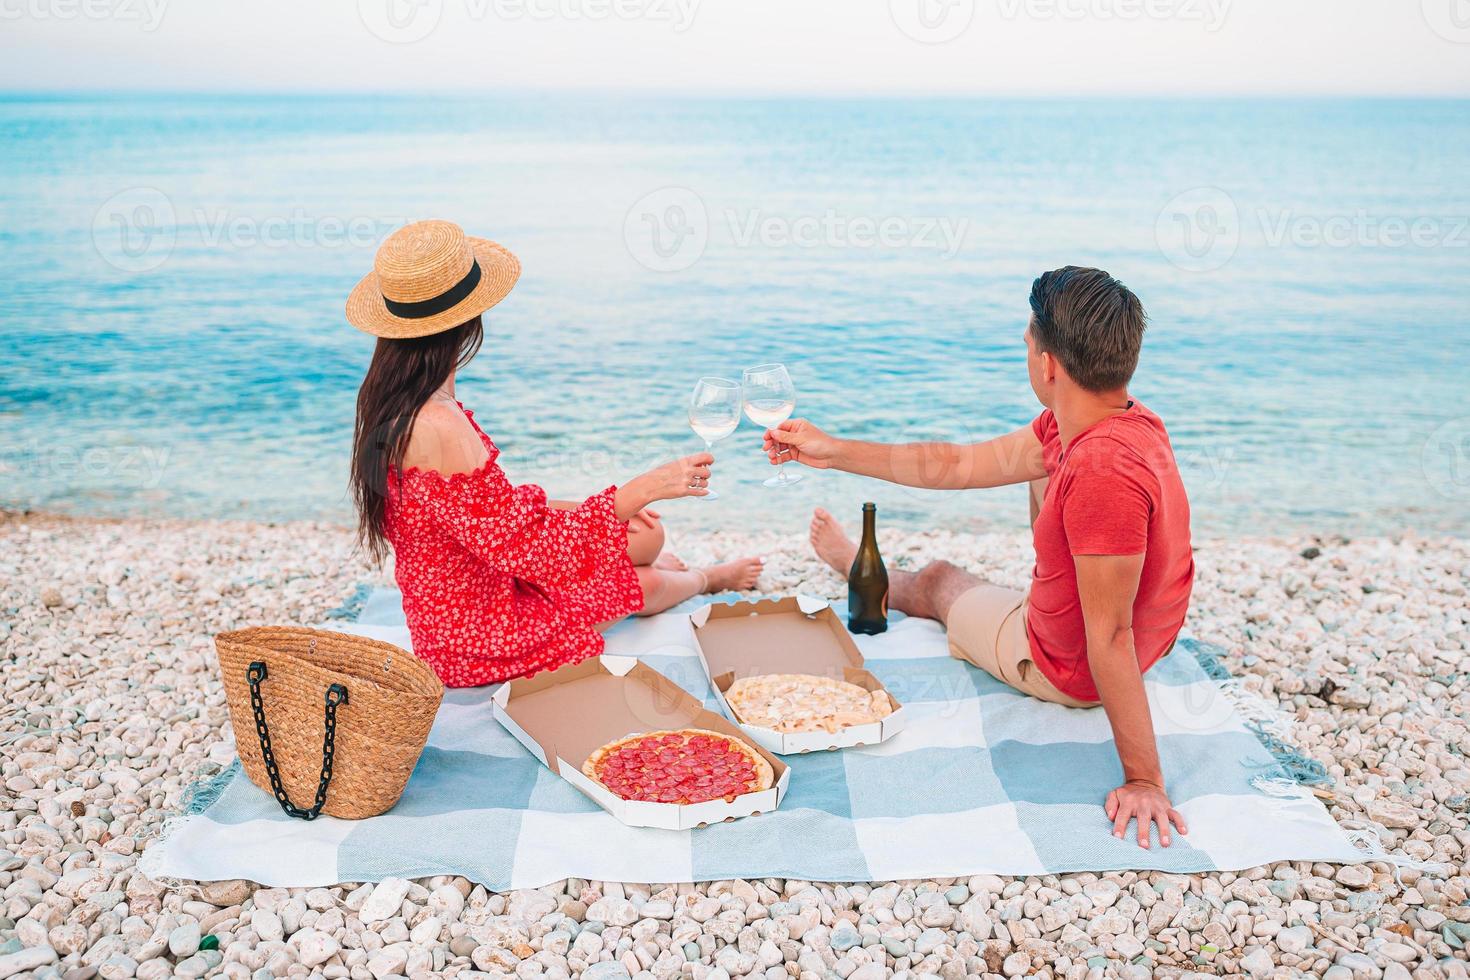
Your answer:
1028;266;1146;392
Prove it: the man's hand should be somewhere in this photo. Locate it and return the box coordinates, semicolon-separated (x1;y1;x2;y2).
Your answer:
763;419;842;469
1105;779;1188;848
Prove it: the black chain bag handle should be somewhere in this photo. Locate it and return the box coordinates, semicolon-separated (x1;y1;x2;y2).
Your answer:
247;660;349;820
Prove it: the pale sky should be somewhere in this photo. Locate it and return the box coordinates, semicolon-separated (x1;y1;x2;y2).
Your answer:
2;0;1468;95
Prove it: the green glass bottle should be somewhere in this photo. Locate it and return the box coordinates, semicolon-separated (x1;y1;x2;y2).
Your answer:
847;503;889;635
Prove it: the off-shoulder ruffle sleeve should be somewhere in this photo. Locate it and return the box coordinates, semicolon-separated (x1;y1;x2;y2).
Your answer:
399;453;633;595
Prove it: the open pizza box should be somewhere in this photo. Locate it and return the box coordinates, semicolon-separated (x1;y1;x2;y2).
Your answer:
491;654;789;830
689;595;907;755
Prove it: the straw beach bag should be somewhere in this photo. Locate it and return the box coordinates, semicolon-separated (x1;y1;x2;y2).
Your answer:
216;627;444;820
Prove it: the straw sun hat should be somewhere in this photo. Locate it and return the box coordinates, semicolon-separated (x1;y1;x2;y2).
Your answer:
346;220;521;339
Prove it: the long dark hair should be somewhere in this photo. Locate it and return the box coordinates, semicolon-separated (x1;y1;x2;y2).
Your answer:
351;316;484;564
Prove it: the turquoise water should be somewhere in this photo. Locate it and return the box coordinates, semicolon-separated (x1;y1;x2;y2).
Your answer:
3;95;1468;536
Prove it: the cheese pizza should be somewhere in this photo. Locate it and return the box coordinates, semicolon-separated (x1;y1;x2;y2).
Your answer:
725;674;894;734
581;729;774;804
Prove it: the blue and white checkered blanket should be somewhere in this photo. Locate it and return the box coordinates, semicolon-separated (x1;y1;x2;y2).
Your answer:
142;590;1359;888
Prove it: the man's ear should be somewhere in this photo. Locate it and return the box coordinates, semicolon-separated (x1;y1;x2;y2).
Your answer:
1040;350;1058;385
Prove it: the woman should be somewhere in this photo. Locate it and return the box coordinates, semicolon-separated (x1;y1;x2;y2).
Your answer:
346;220;761;687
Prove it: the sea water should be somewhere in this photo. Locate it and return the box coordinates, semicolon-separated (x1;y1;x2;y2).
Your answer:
2;94;1468;536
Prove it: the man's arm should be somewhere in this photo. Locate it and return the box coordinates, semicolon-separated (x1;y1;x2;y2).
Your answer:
762;419;1047;490
1074;553;1188;848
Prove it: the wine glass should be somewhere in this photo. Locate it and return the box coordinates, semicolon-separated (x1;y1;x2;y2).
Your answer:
688;377;741;500
742;363;804;488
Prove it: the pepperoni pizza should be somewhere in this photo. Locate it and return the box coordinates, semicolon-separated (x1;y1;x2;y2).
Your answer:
581;729;773;804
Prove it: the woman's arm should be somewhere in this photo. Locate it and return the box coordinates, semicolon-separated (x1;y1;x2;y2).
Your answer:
613;454;713;520
405;406;711;592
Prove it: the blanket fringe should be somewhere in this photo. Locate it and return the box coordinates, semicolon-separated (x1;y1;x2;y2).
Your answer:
1185;641;1434;873
1180;637;1333;789
182;759;240;814
1341;824;1451;879
137;760;241;886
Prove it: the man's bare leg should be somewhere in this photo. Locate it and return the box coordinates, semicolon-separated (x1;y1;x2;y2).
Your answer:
809;508;989;627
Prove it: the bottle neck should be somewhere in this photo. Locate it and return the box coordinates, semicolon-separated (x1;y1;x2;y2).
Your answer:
861;506;876;540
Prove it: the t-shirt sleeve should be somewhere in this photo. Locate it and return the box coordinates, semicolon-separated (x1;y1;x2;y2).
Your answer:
1031;410;1062;477
1059;440;1156;556
1031;409;1057;444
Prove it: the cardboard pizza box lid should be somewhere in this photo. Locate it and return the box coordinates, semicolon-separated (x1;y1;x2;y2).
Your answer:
688;595;907;755
492;655;789;830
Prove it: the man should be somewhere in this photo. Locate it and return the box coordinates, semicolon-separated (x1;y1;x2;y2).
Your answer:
763;266;1195;849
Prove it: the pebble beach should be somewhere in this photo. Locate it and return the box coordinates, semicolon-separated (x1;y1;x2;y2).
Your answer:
2;509;1468;979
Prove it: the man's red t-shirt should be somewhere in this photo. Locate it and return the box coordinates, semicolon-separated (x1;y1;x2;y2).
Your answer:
1026;402;1194;702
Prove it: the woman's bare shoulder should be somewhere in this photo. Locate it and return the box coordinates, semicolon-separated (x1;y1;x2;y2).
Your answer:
403;400;490;476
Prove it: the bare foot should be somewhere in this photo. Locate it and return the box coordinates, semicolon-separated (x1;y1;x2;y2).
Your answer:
810;507;857;578
654;552;689;572
702;556;764;593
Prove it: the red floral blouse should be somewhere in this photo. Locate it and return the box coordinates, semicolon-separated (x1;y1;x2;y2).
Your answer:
383;405;644;687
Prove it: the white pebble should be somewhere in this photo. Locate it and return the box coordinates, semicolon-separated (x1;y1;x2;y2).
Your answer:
294;928;339;968
359;878;412;924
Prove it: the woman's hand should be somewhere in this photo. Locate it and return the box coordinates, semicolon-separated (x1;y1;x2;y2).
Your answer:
617;453;713;518
763;419;842;469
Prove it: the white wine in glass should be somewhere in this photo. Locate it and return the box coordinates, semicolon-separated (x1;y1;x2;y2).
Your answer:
687;377;741;500
742;363;804;488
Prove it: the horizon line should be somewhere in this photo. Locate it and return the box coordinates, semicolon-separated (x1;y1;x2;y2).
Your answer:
3;88;1470;101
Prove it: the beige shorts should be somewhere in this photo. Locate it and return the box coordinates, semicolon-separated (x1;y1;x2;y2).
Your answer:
946;585;1099;709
